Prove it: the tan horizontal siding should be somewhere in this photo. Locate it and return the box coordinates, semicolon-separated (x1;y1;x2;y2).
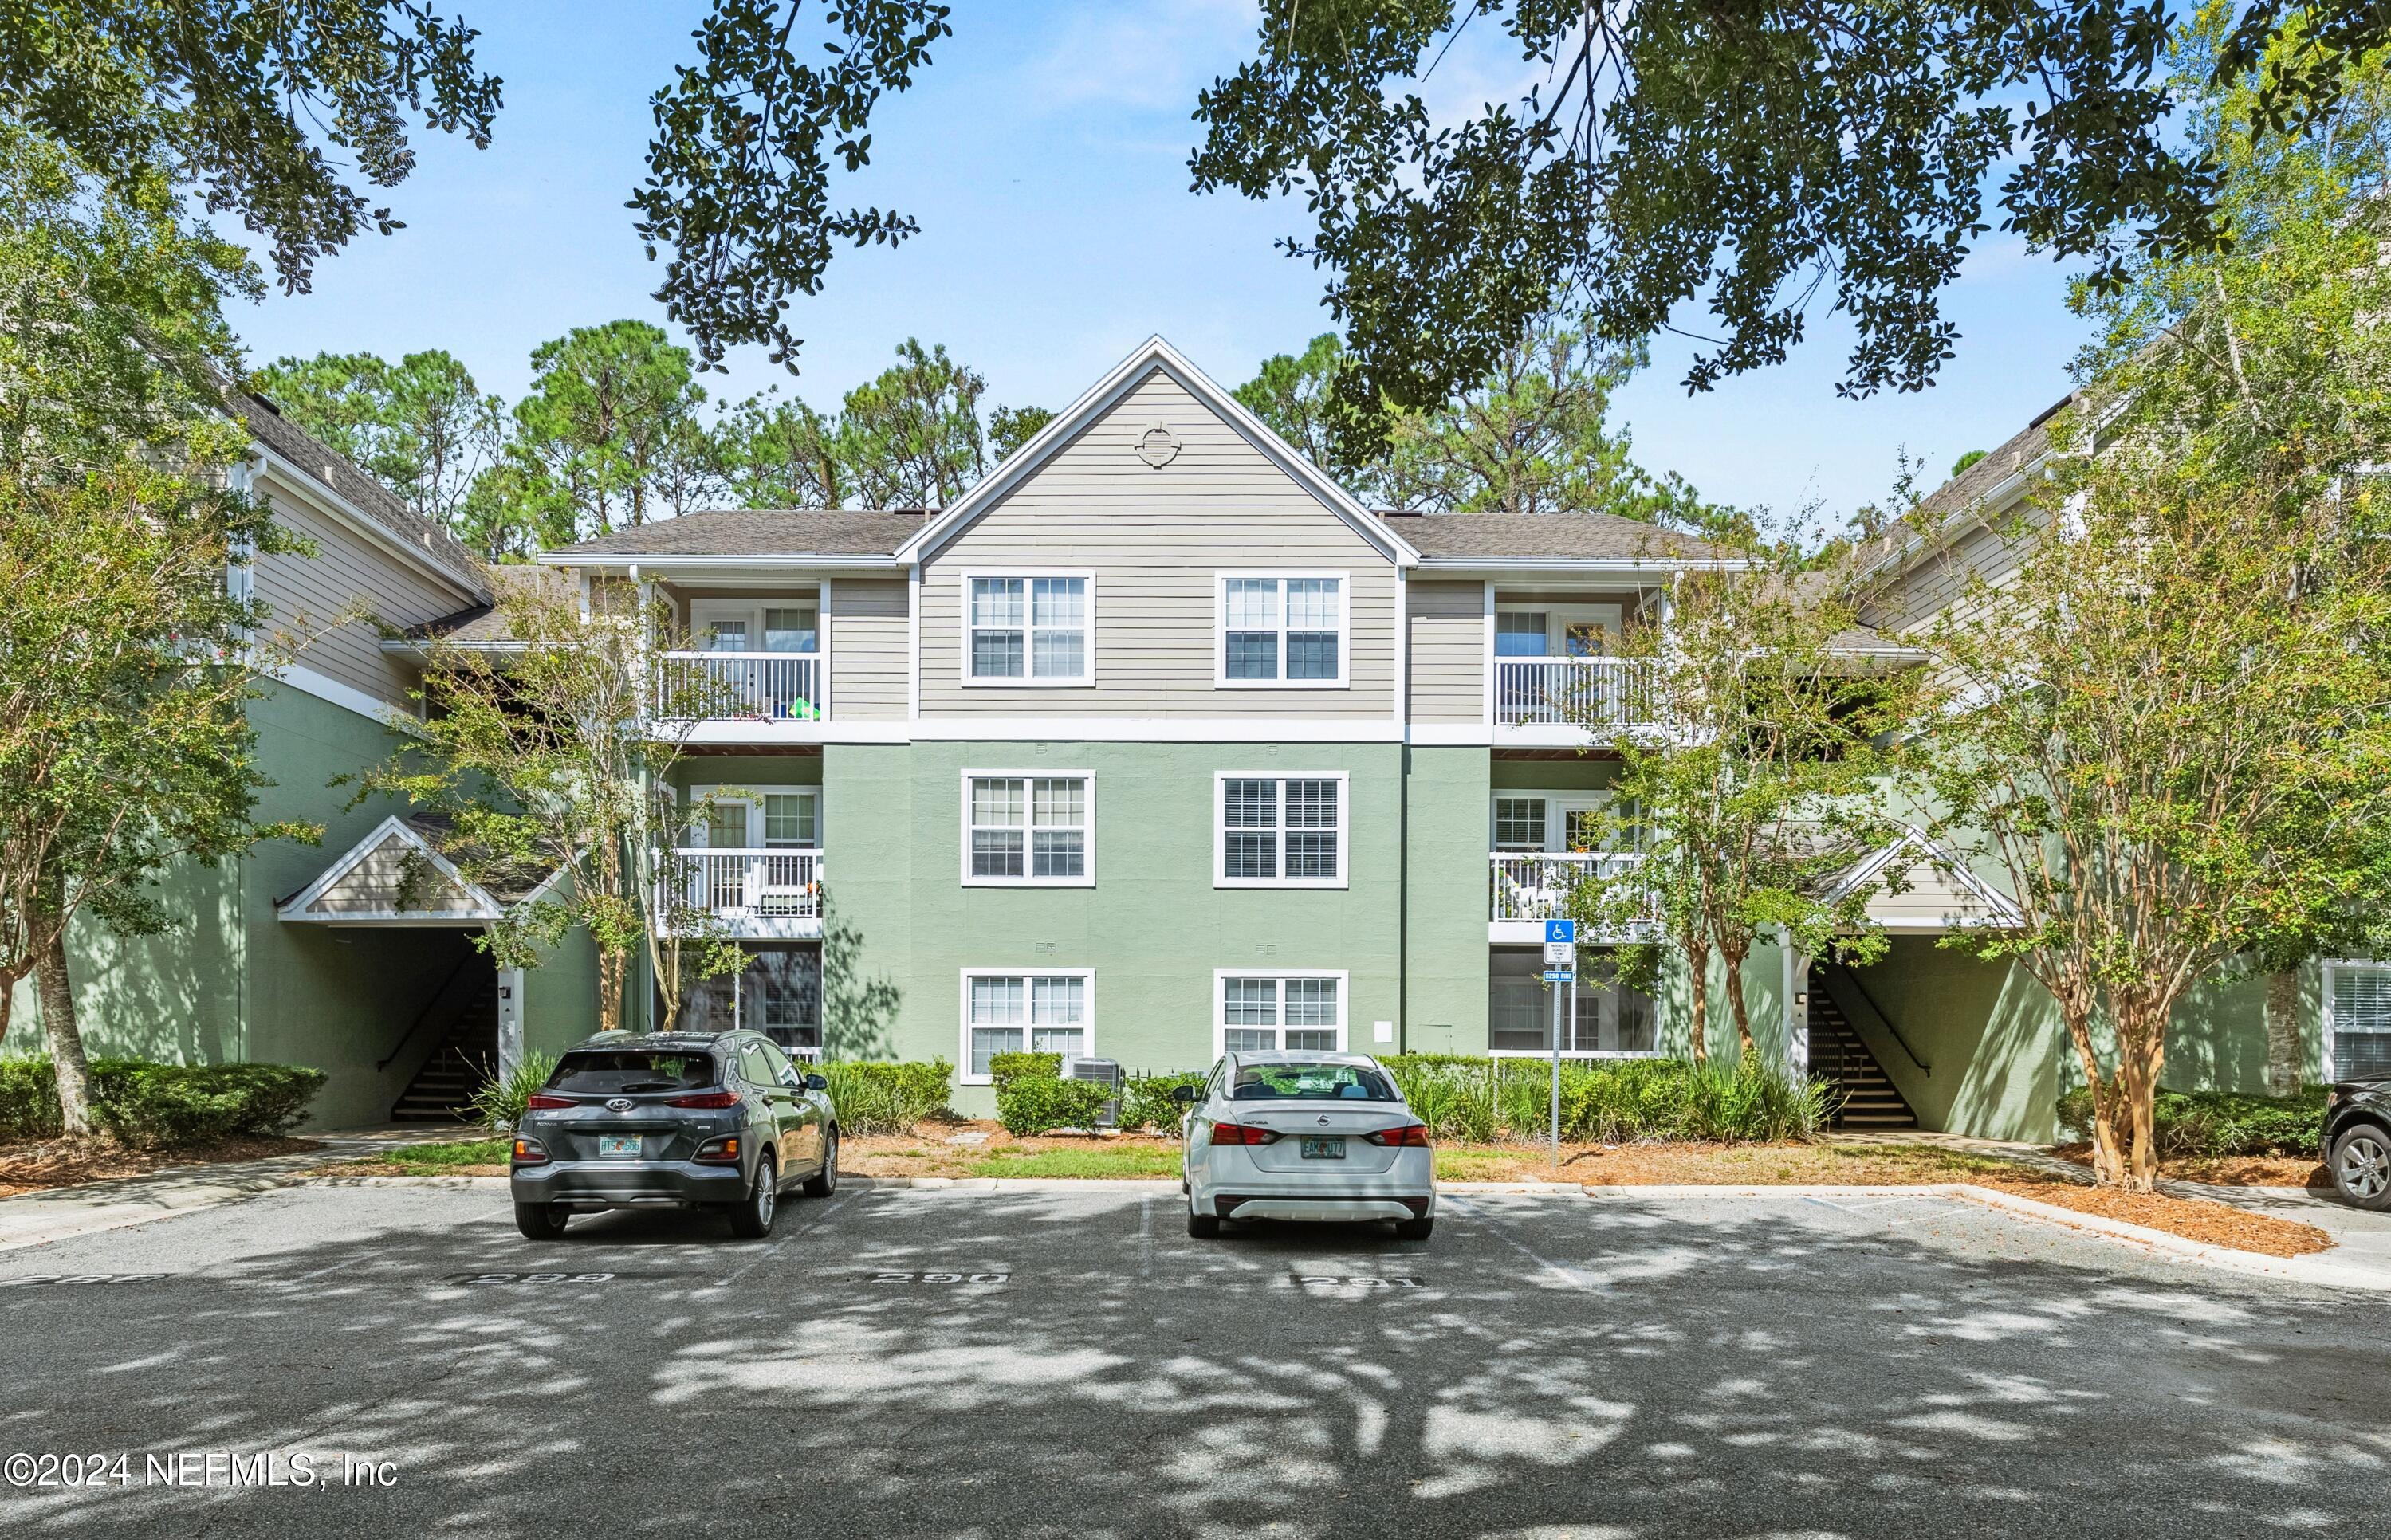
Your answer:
1408;579;1484;722
918;370;1398;718
1866;864;2008;927
829;577;909;719
254;473;481;710
306;833;481;917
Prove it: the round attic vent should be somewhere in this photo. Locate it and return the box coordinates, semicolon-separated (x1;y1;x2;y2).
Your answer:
1136;425;1180;469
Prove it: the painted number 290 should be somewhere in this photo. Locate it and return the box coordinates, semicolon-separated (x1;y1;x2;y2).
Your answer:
870;1271;1009;1284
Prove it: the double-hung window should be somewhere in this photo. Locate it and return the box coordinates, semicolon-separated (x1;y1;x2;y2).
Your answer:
1217;574;1346;686
1217;773;1345;888
967;573;1092;684
1217;972;1345;1055
2327;961;2391;1079
962;772;1094;885
961;970;1092;1082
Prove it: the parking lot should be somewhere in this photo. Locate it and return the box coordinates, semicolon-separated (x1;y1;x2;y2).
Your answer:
1;1179;2386;1538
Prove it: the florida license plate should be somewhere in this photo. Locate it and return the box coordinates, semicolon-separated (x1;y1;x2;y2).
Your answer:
1300;1137;1344;1160
597;1135;641;1158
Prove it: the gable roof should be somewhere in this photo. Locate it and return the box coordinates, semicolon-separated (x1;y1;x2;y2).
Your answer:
1828;827;2025;930
545;509;925;564
237;393;492;599
1385;510;1723;563
894;336;1421;568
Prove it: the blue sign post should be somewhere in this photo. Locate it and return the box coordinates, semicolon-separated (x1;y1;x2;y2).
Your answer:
1540;922;1576;1168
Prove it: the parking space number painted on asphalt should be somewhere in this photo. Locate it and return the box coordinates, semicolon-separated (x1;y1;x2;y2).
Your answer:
870;1271;1009;1285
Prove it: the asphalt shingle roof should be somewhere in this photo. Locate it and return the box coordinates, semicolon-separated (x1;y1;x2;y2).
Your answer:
1381;510;1721;561
237;393;490;599
406;564;572;644
552;508;930;559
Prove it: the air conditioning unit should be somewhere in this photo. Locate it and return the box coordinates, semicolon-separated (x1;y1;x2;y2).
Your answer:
1060;1055;1123;1129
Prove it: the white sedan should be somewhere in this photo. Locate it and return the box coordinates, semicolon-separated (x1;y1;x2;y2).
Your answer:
1175;1051;1435;1240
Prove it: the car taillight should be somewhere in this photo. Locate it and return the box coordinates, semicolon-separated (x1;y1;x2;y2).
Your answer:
1366;1124;1432;1148
1206;1121;1280;1146
524;1093;573;1110
666;1090;741;1109
512;1137;549;1164
693;1135;741;1164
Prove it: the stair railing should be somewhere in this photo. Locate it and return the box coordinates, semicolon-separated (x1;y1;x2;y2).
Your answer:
379;954;485;1072
1820;963;1931;1078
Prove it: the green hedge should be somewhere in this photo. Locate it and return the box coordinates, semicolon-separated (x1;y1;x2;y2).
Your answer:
1380;1054;1829;1145
995;1074;1111;1137
0;1057;325;1147
2056;1086;2326;1158
987;1051;1063;1087
1119;1071;1207;1136
820;1059;954;1137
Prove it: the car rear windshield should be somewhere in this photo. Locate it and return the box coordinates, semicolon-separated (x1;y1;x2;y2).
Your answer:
1230;1063;1399;1102
549;1051;719;1095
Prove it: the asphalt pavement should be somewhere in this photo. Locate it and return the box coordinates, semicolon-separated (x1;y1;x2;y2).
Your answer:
0;1180;2385;1538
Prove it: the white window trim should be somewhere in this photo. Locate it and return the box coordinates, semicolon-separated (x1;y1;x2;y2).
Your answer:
1214;771;1351;890
959;568;1097;688
958;768;1097;887
1489;791;1615;854
688;784;823;848
2322;958;2391;1080
958;967;1096;1086
1213;572;1351;689
689;594;824;654
1212;968;1350;1058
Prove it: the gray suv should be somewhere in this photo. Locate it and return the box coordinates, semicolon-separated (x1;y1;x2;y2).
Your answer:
509;1031;839;1239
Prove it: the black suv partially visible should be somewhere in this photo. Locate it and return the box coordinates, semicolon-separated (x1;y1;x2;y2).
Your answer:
509;1031;839;1239
2322;1078;2391;1210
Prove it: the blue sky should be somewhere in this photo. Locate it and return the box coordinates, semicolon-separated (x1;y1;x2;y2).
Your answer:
224;1;2091;524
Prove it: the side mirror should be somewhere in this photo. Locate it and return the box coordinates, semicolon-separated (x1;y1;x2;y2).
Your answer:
804;1073;829;1092
1169;1084;1197;1105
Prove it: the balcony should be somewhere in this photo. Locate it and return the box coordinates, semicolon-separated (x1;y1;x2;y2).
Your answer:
657;650;824;733
1489;851;1653;941
1494;657;1657;734
661;848;824;939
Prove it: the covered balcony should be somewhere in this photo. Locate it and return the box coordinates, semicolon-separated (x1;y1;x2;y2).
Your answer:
1490;593;1665;742
1488;851;1654;943
651;592;828;742
659;847;824;940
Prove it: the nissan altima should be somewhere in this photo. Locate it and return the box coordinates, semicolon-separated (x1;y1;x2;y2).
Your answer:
1176;1051;1434;1240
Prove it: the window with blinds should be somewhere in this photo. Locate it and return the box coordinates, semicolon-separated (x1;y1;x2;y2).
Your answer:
2330;964;2391;1078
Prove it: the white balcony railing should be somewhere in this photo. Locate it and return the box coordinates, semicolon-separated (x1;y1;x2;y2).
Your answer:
662;848;823;930
1490;851;1650;925
1495;657;1656;728
659;650;823;721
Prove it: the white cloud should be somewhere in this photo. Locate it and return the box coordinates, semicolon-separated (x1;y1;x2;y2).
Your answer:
1022;0;1262;115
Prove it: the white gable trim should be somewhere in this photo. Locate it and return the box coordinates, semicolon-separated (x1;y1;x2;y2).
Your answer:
277;815;507;924
895;336;1419;569
1829;826;2025;929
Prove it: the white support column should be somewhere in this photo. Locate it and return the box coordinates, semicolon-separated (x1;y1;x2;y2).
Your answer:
1785;941;1809;1078
495;955;526;1081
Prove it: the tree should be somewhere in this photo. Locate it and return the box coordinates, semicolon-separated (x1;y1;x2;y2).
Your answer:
505;320;724;541
1569;548;1916;1064
1187;1;2391;458
1233;333;1380;491
836;338;986;507
719;389;850;509
350;583;744;1037
253;349;509;537
1909;19;2391;1188
0;2;946;371
988;404;1053;462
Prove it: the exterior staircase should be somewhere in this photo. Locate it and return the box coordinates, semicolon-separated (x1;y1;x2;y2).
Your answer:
390;973;498;1123
1807;968;1917;1130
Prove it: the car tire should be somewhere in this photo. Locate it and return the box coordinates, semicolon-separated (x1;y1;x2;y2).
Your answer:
803;1130;839;1198
2330;1123;2391;1211
1186;1209;1221;1239
513;1202;568;1240
1394;1216;1434;1242
729;1153;778;1239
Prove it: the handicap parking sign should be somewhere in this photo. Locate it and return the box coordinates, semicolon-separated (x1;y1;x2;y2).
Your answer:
1544;919;1575;945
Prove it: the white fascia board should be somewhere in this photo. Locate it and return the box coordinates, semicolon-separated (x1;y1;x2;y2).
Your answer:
246;439;488;603
1412;556;1752;576
895;336;1420;569
536;553;903;572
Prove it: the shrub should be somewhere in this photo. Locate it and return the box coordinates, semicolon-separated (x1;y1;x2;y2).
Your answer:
2056;1085;2325;1157
995;1074;1111;1137
466;1052;558;1133
1378;1052;1825;1145
0;1057;327;1147
1119;1071;1206;1135
987;1051;1064;1087
820;1059;954;1136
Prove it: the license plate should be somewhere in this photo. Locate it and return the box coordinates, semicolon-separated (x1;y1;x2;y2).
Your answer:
1300;1137;1345;1160
597;1135;642;1158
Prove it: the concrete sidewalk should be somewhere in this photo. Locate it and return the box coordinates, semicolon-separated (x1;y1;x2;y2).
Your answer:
0;1126;466;1253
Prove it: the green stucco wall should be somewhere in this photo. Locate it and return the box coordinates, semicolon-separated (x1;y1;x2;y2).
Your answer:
1403;746;1492;1055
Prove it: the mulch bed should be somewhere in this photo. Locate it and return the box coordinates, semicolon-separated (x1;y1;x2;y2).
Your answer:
2051;1142;2331;1190
843;1126;1176;1177
0;1135;320;1199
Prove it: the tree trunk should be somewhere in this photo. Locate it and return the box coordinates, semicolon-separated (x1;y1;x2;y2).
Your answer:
37;931;95;1138
1720;941;1756;1062
1686;949;1710;1067
596;948;624;1035
2263;969;2303;1097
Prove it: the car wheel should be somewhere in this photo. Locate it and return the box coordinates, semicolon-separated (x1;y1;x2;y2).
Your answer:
1186;1209;1221;1239
2330;1123;2391;1211
513;1202;568;1240
1394;1216;1434;1242
803;1130;839;1198
729;1153;778;1238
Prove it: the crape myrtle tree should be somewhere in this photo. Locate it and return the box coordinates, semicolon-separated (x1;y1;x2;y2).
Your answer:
1567;542;1917;1066
1912;18;2391;1190
350;582;746;1039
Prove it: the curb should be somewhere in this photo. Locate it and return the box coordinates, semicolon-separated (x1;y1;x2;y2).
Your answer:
1947;1184;2391;1292
290;1174;509;1189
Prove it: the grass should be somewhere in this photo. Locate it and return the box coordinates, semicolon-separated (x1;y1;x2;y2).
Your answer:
341;1137;509;1177
960;1145;1181;1179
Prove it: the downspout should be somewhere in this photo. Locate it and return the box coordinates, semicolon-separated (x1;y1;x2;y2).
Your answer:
1398;744;1410;1055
